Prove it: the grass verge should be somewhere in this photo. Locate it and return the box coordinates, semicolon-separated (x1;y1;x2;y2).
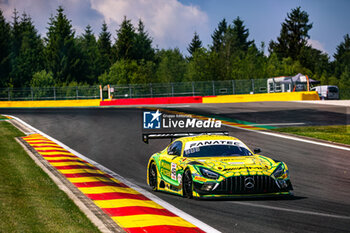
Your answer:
0;120;100;233
273;125;350;145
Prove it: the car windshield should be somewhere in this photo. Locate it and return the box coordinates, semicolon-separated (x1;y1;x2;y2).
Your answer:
183;140;253;157
328;87;338;92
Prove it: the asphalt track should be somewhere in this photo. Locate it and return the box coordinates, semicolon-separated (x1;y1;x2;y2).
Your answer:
2;102;350;233
166;102;350;127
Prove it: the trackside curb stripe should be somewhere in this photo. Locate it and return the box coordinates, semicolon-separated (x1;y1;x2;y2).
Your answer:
9;115;218;233
22;134;205;232
111;215;197;228
103;206;178;217
124;225;207;233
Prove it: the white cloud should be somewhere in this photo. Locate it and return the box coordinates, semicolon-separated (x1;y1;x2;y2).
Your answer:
308;39;328;54
0;0;104;38
0;0;56;29
0;0;209;52
90;0;209;52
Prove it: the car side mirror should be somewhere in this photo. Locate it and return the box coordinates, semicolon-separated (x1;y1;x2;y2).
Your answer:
254;148;261;154
169;150;180;156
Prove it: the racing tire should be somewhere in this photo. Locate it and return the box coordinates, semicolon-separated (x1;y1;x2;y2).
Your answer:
149;162;158;191
183;169;193;198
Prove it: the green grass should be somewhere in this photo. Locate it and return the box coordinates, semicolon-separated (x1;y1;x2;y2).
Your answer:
0;115;7;119
273;125;350;145
0;120;100;233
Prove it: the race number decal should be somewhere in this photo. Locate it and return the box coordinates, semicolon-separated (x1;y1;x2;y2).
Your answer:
171;163;177;180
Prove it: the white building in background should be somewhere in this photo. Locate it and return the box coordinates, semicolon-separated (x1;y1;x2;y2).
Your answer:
267;73;320;93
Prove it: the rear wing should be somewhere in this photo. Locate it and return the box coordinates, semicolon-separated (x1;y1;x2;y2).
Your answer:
142;131;229;144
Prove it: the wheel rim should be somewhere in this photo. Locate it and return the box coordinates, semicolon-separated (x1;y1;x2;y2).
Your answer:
183;170;193;198
149;163;157;190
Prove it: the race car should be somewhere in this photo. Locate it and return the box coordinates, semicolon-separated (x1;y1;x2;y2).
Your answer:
145;132;293;198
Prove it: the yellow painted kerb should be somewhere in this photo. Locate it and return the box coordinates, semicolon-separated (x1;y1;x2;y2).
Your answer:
0;99;100;108
203;91;320;103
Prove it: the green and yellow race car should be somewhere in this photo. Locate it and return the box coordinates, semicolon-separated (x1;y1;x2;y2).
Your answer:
144;132;293;198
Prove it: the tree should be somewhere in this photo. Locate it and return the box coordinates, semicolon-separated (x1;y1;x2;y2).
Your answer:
280;57;311;77
211;18;227;52
0;10;11;87
156;48;187;83
98;59;155;85
333;34;350;79
130;60;156;84
185;48;215;82
334;34;350;63
134;19;155;61
220;17;254;78
225;17;253;54
187;32;202;57
10;9;21;61
339;68;350;87
31;70;54;87
44;6;82;84
185;48;228;82
266;52;283;77
80;25;99;84
9;9;21;86
10;12;44;87
231;46;266;80
298;46;330;76
114;16;137;60
99;59;137;85
97;22;112;74
185;48;210;81
269;7;313;60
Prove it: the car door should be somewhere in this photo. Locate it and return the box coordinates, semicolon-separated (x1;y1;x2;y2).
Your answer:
160;141;183;183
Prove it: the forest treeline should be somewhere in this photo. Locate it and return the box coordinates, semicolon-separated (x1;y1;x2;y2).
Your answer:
0;6;349;89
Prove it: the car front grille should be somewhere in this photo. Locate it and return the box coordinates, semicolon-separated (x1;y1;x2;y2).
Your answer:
212;175;282;194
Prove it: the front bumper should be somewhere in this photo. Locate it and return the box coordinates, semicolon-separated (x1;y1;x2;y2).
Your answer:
193;175;293;196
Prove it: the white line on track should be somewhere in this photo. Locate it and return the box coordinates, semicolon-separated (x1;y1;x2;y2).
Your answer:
6;115;221;233
223;123;350;152
232;201;350;220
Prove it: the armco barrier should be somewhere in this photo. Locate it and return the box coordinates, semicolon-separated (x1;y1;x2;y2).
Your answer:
100;96;203;106
202;91;320;103
0;99;100;108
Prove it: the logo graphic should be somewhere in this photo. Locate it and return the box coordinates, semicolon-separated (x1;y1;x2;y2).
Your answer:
143;110;162;129
244;177;255;189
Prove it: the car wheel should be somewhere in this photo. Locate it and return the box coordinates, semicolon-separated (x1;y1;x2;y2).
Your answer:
149;162;158;191
183;169;193;198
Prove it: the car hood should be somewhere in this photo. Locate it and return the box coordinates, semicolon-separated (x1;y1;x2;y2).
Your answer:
186;155;277;176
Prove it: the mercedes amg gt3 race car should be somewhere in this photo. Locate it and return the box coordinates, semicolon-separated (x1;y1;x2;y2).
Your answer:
145;132;293;199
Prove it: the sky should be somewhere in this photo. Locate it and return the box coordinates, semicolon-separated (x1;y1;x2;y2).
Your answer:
0;0;349;58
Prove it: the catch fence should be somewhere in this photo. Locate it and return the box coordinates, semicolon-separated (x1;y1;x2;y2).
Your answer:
0;86;100;101
110;79;268;99
1;79;348;100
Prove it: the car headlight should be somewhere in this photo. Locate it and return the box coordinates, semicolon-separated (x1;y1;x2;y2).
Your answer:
272;163;285;178
199;167;220;180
